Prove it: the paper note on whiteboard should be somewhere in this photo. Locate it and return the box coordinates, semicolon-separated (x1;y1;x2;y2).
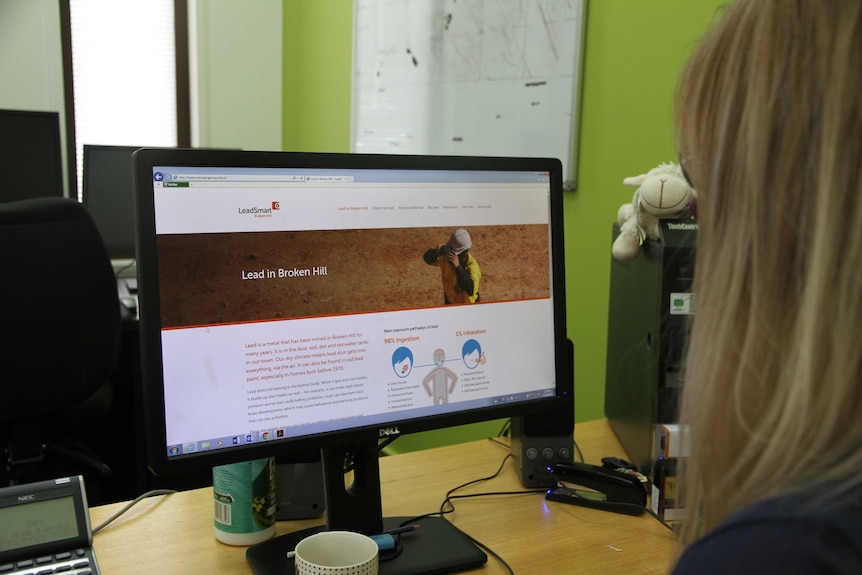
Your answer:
352;0;586;190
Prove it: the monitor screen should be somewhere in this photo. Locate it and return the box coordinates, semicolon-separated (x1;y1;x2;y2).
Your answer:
0;109;64;202
81;145;142;260
133;148;570;569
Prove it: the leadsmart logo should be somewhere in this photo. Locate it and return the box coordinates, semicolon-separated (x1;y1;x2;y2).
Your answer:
238;201;280;218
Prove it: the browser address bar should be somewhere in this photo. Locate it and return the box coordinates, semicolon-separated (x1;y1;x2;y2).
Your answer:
171;174;307;182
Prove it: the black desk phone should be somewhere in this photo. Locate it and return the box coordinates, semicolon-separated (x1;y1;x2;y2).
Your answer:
0;476;100;575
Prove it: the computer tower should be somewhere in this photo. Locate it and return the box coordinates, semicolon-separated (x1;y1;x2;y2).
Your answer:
510;339;575;487
604;220;696;476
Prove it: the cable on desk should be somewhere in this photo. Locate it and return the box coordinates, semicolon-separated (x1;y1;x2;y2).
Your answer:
487;436;511;450
399;452;546;574
438;452;519;514
497;418;512;438
92;489;177;535
464;532;516;575
573;440;585;463
434;453;546;520
441;489;547;511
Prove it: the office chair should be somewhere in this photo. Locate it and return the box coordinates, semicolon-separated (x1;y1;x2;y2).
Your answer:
0;197;122;488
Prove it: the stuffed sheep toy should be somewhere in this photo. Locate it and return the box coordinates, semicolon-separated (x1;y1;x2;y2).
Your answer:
612;162;696;263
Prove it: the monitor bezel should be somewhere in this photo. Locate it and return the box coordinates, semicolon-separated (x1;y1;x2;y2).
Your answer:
133;148;571;476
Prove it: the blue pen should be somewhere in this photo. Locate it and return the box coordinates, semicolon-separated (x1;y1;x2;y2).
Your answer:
371;525;420;551
382;525;420;536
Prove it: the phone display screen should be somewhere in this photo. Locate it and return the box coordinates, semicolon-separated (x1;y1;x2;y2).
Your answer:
0;496;79;552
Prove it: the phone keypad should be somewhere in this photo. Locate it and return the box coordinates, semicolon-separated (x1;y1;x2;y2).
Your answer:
0;548;95;575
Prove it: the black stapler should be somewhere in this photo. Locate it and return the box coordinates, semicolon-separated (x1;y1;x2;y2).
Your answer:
546;461;647;516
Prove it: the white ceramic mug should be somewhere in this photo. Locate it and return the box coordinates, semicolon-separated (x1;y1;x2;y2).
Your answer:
294;530;379;575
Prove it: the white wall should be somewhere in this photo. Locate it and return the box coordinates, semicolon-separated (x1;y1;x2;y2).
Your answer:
0;0;69;196
190;0;282;151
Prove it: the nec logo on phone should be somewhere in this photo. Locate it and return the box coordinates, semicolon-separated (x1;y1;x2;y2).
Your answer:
17;494;36;502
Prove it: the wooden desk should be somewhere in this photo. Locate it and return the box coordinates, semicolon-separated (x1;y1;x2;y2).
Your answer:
89;419;676;574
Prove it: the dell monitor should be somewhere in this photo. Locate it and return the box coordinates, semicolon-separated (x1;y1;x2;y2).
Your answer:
0;109;64;202
133;148;570;574
82;145;142;262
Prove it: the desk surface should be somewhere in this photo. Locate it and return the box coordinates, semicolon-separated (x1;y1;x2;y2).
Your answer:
89;419;676;574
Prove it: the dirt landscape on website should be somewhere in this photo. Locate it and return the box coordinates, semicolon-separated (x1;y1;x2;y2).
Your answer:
156;224;550;327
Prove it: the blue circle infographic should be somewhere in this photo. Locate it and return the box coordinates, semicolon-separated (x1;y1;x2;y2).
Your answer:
461;339;482;369
392;346;414;378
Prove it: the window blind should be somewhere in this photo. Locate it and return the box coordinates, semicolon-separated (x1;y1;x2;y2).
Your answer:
69;0;177;199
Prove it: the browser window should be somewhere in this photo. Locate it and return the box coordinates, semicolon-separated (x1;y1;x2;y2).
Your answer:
149;165;557;457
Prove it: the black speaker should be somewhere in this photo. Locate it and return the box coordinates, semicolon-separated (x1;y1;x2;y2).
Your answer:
275;452;326;520
510;339;575;487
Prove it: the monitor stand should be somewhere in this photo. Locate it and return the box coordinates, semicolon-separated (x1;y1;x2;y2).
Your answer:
246;441;487;575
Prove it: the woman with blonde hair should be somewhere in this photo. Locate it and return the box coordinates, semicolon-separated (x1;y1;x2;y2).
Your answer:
672;0;862;572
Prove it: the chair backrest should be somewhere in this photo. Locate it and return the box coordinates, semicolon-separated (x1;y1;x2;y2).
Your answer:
0;197;122;421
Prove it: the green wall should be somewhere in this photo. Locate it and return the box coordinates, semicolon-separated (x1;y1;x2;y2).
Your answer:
282;0;353;153
281;1;722;436
566;1;721;421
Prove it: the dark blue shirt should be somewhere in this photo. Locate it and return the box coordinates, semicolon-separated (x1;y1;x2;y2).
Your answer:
672;492;862;574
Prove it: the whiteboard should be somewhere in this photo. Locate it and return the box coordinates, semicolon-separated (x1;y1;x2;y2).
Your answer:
352;0;586;190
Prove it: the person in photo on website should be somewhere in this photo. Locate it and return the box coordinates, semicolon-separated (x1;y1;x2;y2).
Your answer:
422;228;482;304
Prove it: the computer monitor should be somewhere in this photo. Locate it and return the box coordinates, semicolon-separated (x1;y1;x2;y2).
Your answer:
82;145;142;261
133;148;570;574
0;109;64;202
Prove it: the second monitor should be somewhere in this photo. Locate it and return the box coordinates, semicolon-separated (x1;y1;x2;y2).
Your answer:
81;144;141;270
0;109;64;203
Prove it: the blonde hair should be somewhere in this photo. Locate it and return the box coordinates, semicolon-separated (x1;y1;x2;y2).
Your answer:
674;0;862;550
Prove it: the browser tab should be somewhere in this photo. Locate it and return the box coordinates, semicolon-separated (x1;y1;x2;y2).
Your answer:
306;175;353;183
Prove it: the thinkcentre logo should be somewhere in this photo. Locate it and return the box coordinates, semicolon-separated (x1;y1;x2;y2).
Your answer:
238;201;279;217
666;222;698;230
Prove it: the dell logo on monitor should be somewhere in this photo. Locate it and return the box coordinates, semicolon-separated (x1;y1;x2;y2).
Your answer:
379;426;401;438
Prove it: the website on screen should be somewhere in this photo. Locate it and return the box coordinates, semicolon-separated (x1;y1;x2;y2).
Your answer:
151;168;558;457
